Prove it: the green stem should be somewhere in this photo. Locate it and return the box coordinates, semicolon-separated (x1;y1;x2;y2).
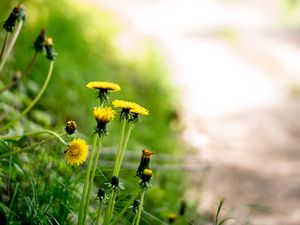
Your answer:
82;137;102;224
131;214;137;225
0;32;9;63
0;61;54;132
0;51;38;94
106;188;117;225
78;135;98;225
111;190;139;225
103;122;134;225
112;119;126;176
135;188;146;225
116;122;134;175
95;200;102;225
0;20;24;74
0;129;67;145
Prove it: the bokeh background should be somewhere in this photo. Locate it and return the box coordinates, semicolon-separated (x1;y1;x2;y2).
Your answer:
2;0;300;224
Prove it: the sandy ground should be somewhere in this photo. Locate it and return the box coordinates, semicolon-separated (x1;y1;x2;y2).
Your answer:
90;0;300;224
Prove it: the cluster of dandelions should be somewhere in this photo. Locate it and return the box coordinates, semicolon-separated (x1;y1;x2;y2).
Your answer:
70;81;153;225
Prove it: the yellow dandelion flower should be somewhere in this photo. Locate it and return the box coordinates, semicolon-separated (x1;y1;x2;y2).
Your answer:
112;100;139;110
93;107;116;137
112;100;148;121
86;82;120;92
130;105;149;116
87;82;120;104
93;107;116;123
64;138;88;166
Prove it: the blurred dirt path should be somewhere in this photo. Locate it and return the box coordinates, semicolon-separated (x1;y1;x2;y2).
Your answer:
92;0;300;224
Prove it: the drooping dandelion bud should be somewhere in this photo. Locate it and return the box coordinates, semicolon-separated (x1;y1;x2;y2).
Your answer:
44;37;57;61
86;81;120;104
3;5;25;33
34;29;46;53
97;188;106;201
64;138;89;166
167;213;177;224
140;169;153;187
65;120;77;135
137;149;154;178
93;107;116;137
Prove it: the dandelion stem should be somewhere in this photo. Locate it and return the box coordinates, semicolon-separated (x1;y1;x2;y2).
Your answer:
82;137;102;224
78;135;97;225
95;200;102;225
111;190;139;225
135;188;146;225
131;213;137;225
0;32;9;63
0;129;67;145
116;122;134;175
0;61;54;132
112;119;126;176
0;51;38;94
0;20;24;74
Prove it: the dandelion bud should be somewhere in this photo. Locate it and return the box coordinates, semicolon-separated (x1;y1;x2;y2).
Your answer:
65;120;77;135
137;149;154;177
3;5;25;32
167;213;177;223
34;29;46;53
97;188;106;201
140;169;153;186
44;37;57;61
111;176;119;188
133;199;140;209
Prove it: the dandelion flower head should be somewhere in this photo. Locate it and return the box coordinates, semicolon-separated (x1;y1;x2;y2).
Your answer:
86;81;120;92
93;107;116;123
64;138;88;166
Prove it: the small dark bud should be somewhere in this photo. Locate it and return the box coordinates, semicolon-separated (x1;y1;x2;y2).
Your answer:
44;37;57;61
111;176;119;188
34;29;46;53
65;121;77;135
97;188;105;201
3;5;25;33
133;199;140;208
